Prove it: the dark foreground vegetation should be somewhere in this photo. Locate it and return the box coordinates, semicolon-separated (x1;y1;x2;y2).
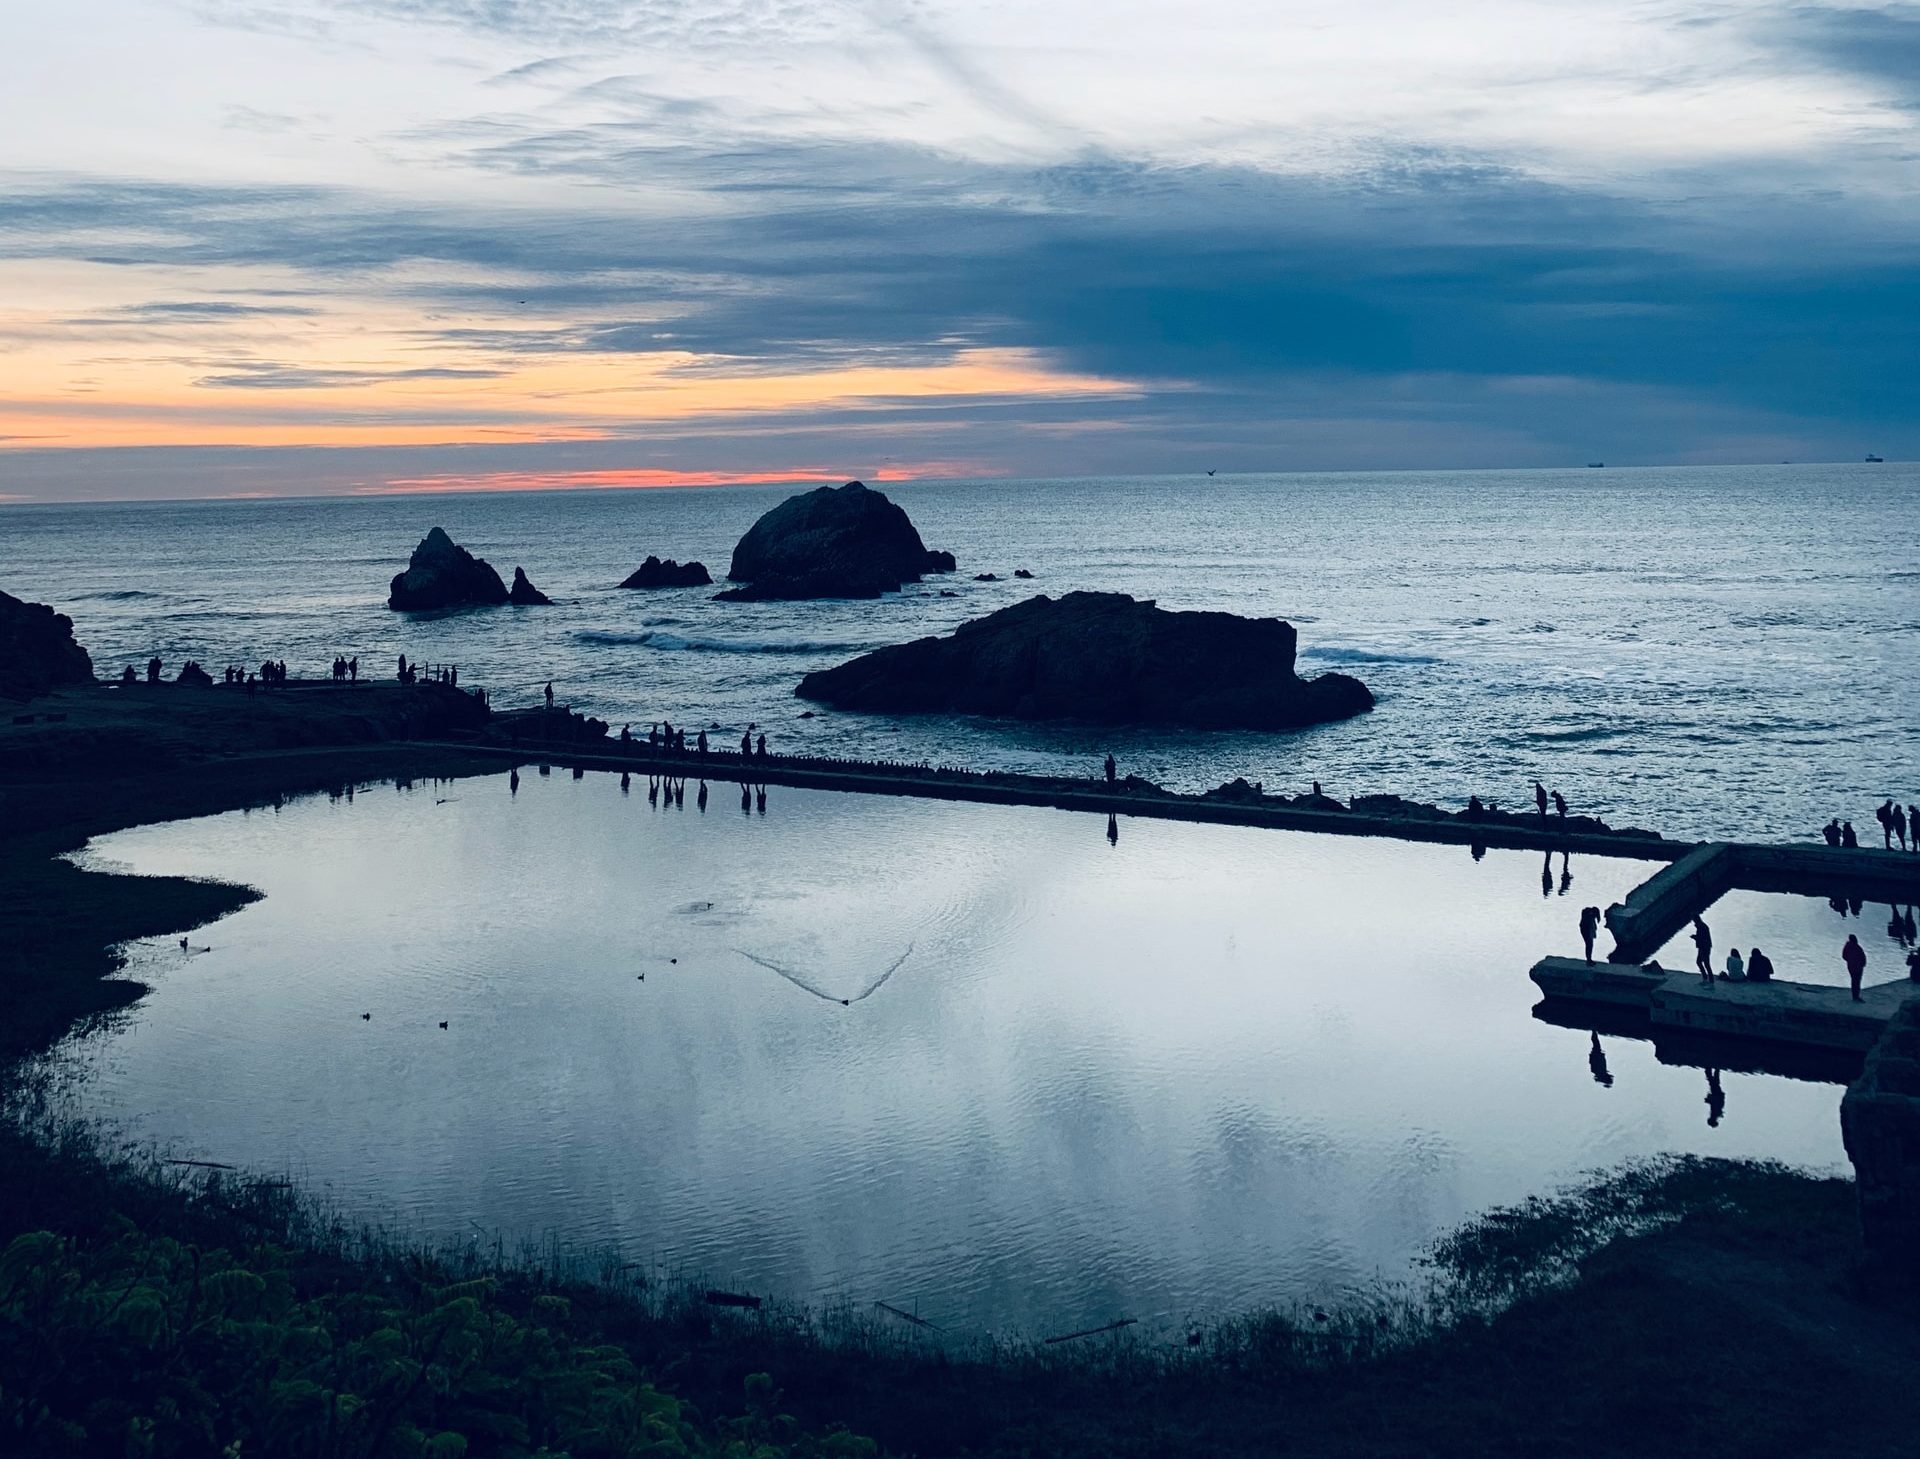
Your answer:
5;1074;1916;1459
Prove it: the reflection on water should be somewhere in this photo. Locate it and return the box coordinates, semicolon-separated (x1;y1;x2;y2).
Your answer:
51;773;1851;1336
1652;888;1920;989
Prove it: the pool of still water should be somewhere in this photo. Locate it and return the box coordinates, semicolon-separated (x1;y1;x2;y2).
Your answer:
46;771;1855;1336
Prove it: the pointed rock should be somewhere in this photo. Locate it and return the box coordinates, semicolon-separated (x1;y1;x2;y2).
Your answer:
387;528;509;611
509;566;552;605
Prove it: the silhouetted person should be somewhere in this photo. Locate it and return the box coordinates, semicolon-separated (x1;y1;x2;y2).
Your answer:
1541;851;1552;898
1589;1032;1613;1088
1107;812;1119;846
621;771;630;795
1559;850;1572;896
697;780;708;812
756;786;766;814
146;656;161;684
1724;947;1745;981
757;732;767;759
1579;906;1601;963
1552;790;1568;821
697;729;708;756
349;656;358;682
398;653;408;682
1691;916;1713;980
120;664;136;684
741;783;752;814
1877;800;1895;849
1705;1068;1725;1128
1895;802;1910;852
1843;933;1867;1001
1533;780;1548;820
1908;945;1920;981
1466;794;1484;821
620;723;632;743
1104;753;1116;788
1910;805;1919;853
1842;821;1858;848
1746;946;1773;982
741;729;752;756
544;681;554;708
1822;818;1841;847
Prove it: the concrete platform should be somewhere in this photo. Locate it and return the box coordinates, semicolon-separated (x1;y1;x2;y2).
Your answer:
1531;955;1915;1054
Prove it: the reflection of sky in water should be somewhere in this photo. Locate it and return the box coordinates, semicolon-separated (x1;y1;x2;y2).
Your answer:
55;773;1852;1336
1653;888;1920;988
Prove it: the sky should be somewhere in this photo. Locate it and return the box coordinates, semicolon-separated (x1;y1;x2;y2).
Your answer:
2;1;1917;501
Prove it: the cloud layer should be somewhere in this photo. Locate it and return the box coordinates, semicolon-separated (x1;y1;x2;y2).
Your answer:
1;1;1917;498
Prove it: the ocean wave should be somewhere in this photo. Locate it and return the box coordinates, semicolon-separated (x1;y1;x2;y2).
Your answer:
74;589;162;601
1297;645;1444;665
1508;725;1626;745
574;629;871;655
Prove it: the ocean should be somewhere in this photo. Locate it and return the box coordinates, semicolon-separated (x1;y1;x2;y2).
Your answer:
4;464;1916;839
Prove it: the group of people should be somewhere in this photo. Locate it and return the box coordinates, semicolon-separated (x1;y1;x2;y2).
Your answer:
606;716;771;762
394;654;457;687
329;656;360;682
1531;780;1571;820
1821;800;1918;851
1688;917;1779;986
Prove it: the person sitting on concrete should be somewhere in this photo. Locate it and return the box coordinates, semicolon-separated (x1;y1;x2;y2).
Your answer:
1746;947;1774;982
1842;821;1859;848
1579;905;1601;964
1724;947;1745;981
1843;933;1868;1001
1552;790;1568;820
1691;916;1714;980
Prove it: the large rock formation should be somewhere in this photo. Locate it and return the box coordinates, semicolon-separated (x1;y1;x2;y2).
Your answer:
508;567;552;606
1842;997;1920;1273
714;481;955;601
0;590;94;700
796;591;1373;730
387;528;510;611
619;556;712;589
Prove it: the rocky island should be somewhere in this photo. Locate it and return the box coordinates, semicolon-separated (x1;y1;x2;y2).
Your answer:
619;555;712;589
795;590;1374;729
387;528;510;611
713;481;955;601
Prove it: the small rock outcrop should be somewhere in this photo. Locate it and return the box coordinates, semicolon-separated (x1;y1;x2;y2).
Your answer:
175;660;213;687
619;556;712;589
796;591;1374;730
0;590;95;700
714;481;955;601
508;567;552;606
388;528;509;611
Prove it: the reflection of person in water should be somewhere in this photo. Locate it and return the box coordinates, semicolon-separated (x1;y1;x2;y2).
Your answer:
1588;1032;1613;1088
697;780;709;813
1106;812;1118;846
1541;852;1553;898
1558;851;1572;896
741;783;752;814
1705;1068;1725;1127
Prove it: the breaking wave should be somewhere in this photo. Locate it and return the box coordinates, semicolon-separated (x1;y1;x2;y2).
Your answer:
573;629;872;655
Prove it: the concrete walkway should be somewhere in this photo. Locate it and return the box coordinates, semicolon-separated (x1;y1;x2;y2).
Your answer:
1532;955;1914;1053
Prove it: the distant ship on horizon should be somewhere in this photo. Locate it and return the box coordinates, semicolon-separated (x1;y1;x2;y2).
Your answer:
1865;453;1884;462
1586;461;1604;468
